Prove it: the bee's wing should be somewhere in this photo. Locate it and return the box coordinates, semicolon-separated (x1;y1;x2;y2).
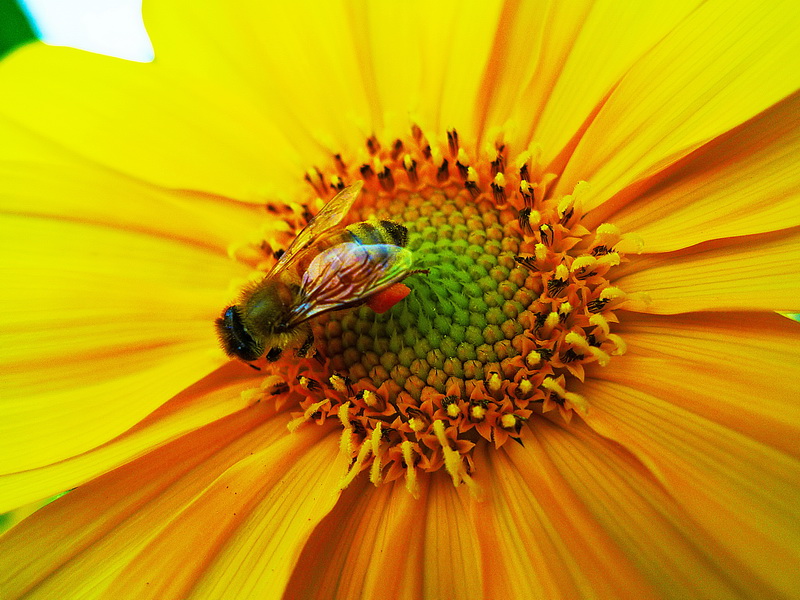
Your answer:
290;242;413;323
270;181;363;275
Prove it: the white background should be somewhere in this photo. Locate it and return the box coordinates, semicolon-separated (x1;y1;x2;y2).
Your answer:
21;0;154;61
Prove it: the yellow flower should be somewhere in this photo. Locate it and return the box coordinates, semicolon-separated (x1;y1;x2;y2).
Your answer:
2;1;800;598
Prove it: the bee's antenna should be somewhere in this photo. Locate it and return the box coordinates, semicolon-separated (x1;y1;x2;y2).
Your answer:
247;363;262;371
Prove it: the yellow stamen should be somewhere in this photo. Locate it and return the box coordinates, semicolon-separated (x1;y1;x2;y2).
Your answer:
526;351;542;367
564;331;591;353
433;420;465;487
596;252;620;268
557;195;575;220
240;388;264;404
542;377;588;417
500;414;517;429
554;264;569;281
607;333;627;355
340;438;373;490
329;373;348;393
401;441;420;499
287;399;329;432
515;150;532;171
369;424;384;484
571;255;597;272
408;416;426;432
596;223;621;246
487;372;503;392
589;313;610;336
600;286;627;302
540;311;560;337
589;347;611;367
337;402;353;456
431;146;443;168
361;390;379;408
470;404;487;421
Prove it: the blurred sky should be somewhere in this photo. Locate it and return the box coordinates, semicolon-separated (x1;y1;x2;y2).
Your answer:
20;0;153;61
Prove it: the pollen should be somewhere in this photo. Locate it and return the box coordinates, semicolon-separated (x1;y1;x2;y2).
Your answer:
243;128;633;494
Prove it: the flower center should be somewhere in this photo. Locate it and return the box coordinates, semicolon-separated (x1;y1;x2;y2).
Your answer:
241;128;633;496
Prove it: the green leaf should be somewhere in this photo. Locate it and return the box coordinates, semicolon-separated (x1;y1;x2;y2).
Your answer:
0;0;37;58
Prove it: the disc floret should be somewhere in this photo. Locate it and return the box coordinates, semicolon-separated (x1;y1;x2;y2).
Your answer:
241;128;634;494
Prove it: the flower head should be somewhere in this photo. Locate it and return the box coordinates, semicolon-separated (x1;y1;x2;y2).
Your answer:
1;1;800;599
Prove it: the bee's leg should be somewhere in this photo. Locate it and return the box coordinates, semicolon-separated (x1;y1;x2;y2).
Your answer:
297;330;315;358
266;347;283;362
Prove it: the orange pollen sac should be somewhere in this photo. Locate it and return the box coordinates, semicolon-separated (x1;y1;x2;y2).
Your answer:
248;127;631;495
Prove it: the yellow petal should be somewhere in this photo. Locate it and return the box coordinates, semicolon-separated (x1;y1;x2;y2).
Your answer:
0;213;249;474
363;0;503;141
0;364;263;512
473;439;653;599
576;377;800;599
535;417;792;598
285;478;427;600
586;90;800;251
479;0;702;152
554;0;800;209
0;116;273;256
603;311;800;457
613;227;800;313
144;0;372;159
0;43;298;200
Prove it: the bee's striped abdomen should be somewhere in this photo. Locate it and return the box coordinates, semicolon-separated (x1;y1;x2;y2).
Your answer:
346;219;409;247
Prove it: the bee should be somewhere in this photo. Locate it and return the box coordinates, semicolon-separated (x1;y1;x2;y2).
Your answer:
216;181;420;363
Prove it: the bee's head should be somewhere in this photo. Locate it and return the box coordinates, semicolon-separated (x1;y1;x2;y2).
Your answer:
215;305;264;362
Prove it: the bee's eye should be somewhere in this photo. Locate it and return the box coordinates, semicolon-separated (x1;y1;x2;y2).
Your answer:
215;306;263;361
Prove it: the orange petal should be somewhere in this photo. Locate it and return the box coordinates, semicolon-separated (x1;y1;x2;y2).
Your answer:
286;477;427;600
602;311;800;457
586;90;800;251
613;226;800;313
138;427;345;599
534;417;791;598
576;375;800;598
0;43;298;199
0;212;250;475
554;0;800;210
0;363;263;512
472;438;654;599
421;473;484;599
0;413;345;600
0;407;285;599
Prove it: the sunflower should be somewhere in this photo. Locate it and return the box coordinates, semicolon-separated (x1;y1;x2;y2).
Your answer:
2;1;800;598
